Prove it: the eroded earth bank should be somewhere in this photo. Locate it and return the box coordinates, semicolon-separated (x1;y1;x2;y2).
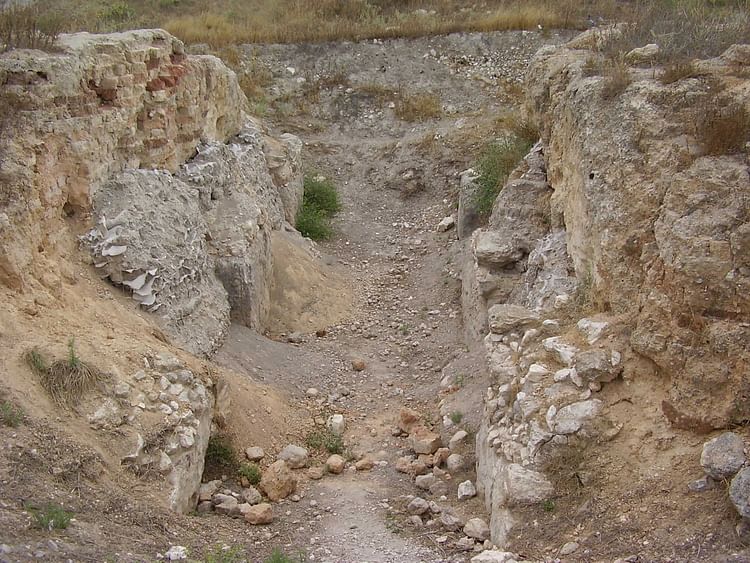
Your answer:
0;25;749;563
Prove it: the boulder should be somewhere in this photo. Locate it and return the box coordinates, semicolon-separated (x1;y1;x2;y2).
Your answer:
730;468;750;519
701;432;746;480
457;480;477;500
259;460;296;501
278;444;309;469
326;454;346;474
575;349;622;383
244;503;274;525
464;518;490;541
502;464;554;506
410;425;442;455
245;446;265;462
407;497;430;515
399;408;421;433
327;414;346;436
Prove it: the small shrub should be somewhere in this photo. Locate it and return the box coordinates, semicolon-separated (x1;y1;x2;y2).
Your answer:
600;60;631;100
205;434;236;467
542;499;555;512
296;176;341;240
0;400;23;427
305;428;344;454
696;103;750;156
471;123;536;216
99;2;134;23
0;2;63;52
395;91;442;122
238;463;261;485
28;503;72;531
449;411;463;425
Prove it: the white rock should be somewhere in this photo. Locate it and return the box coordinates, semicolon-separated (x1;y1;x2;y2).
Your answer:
464;518;490;541
471;551;519;563
576;318;608;343
437;216;455;232
165;546;188;561
449;430;469;450
457;480;477;500
327;414;346;436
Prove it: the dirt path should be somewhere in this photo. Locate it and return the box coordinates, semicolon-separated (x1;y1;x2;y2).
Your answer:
212;30;574;562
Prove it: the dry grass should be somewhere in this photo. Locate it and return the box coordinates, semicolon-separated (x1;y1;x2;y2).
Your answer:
11;0;628;48
600;59;631;100
0;2;64;52
24;342;103;407
394;90;442;122
696;102;750;156
660;61;699;85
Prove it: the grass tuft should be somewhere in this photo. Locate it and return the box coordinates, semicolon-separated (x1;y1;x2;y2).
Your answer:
471;119;538;216
696;102;750;156
449;411;463;425
296;176;341;240
305;427;344;454
202;545;248;563
600;59;631;100
0;2;64;52
28;503;73;531
0;400;24;427
264;548;304;563
25;342;102;407
394;90;442;122
660;61;698;85
206;434;237;467
238;462;262;485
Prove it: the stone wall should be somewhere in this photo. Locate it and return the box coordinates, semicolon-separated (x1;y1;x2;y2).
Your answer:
466;34;750;546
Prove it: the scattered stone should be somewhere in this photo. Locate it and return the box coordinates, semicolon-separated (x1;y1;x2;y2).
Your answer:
455;537;477;551
199;480;222;502
315;329;327;337
416;474;437;490
327;414;346;436
326;454;346;474
396;456;414;473
457;480;477;500
286;332;303;343
625;43;660;64
407;515;424;528
701;432;746;480
212;494;239;516
688;476;716;493
471;550;519;562
355;456;375;471
307;466;325;480
407;497;430;515
244;502;274;525
449;430;469;451
433;447;451;467
440;511;464;531
411;461;430;476
278;444;309;469
259;460;297;501
242;487;262;505
351;359;366;371
429;480;449;496
560;542;580;556
447;453;465;472
464;518;490;541
196;501;213;514
437;216;455;232
245;446;265;462
306;387;319;397
165;546;188;561
399;407;421;433
410;425;442;454
730;467;750;518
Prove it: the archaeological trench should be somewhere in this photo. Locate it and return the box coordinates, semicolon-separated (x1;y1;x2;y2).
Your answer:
0;23;749;563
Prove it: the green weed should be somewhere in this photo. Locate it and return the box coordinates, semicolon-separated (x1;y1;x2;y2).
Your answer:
202;545;249;563
238;462;261;485
28;503;72;531
449;411;463;425
305;428;344;454
205;434;236;467
296;176;341;240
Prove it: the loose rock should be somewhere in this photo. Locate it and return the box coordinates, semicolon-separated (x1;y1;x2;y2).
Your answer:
259;460;296;501
244;503;274;525
701;432;746;480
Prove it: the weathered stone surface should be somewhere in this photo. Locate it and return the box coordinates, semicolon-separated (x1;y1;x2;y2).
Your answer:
242;487;262;505
399;408;421;433
502;464;554;506
410;425;442;455
701;432;746;480
244;502;274;525
730;468;750;519
407;497;430;515
355;455;374;471
464;518;491;541
327;414;346;436
526;41;750;428
549;400;603;435
471;551;519;563
259;460;296;501
278;444;309;469
415;474;437;490
458;480;477;500
245;446;265;462
575;349;622;383
440;511;464;531
488;305;541;335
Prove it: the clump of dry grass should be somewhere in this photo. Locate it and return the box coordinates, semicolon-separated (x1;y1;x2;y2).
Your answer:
25;340;103;407
696;102;750;156
600;59;631;100
395;90;442;122
660;61;698;85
